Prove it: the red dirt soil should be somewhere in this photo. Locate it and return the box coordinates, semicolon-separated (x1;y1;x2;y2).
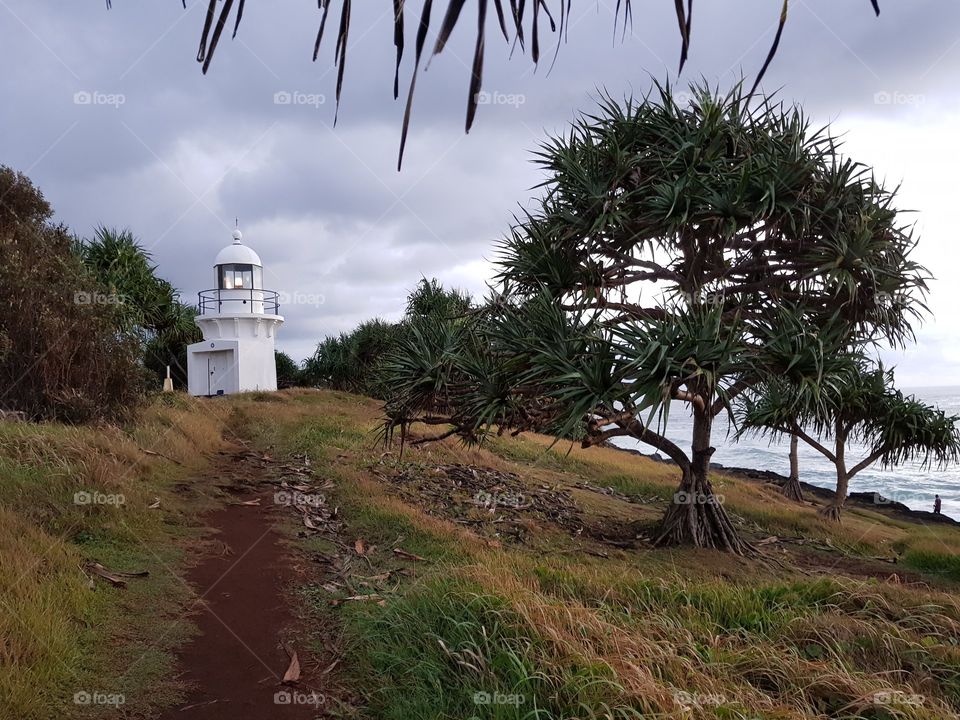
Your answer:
159;486;321;719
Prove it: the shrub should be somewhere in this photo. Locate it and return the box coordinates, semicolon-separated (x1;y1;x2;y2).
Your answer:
0;167;146;423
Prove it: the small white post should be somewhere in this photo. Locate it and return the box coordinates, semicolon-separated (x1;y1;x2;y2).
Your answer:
163;365;174;393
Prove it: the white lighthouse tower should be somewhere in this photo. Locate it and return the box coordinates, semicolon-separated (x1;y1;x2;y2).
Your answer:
186;228;284;396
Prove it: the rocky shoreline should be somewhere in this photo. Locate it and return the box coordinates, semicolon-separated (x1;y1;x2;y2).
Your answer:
608;443;958;527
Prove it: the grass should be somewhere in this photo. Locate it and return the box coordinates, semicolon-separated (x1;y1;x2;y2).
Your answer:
0;394;227;720
9;387;960;719
233;389;960;720
904;548;960;582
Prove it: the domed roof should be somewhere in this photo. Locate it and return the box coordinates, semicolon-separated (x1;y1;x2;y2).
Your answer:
214;228;262;266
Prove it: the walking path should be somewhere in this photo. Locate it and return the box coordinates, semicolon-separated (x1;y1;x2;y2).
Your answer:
159;450;321;719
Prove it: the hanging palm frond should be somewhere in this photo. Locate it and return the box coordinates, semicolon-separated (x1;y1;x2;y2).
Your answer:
104;1;883;168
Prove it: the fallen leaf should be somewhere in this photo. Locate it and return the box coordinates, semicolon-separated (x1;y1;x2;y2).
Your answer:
354;539;367;555
84;562;149;588
282;647;301;684
343;594;386;606
393;548;425;561
360;572;392;582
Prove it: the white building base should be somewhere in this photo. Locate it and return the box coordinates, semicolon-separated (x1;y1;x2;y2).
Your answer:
187;314;283;396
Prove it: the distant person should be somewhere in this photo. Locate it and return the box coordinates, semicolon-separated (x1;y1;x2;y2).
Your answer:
934;495;942;514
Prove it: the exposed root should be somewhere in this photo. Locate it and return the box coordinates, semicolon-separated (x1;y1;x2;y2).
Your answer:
781;475;804;503
817;503;843;522
653;487;753;555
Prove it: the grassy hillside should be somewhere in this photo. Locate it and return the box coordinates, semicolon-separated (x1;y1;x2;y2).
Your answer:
232;389;960;720
4;388;960;719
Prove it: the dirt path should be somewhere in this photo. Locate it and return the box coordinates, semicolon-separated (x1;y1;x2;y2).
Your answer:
160;454;322;719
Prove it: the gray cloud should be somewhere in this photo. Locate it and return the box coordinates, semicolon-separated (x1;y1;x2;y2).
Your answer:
2;0;959;380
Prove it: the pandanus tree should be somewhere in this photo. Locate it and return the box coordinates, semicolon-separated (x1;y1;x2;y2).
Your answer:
382;83;927;553
741;364;960;521
75;227;201;386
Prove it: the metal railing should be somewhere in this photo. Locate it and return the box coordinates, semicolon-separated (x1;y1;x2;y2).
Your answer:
197;288;280;315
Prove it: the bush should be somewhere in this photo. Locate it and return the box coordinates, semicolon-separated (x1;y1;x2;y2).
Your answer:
303;278;472;398
0;167;146;423
275;351;303;388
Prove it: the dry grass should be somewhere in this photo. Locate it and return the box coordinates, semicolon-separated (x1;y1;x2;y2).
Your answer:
233;388;960;720
11;387;958;719
0;393;227;720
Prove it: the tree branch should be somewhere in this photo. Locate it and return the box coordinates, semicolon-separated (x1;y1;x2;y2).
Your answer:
847;447;887;479
792;423;837;463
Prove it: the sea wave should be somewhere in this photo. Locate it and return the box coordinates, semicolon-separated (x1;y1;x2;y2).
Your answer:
609;386;960;520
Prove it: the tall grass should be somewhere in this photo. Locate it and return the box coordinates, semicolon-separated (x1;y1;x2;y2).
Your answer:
0;394;226;720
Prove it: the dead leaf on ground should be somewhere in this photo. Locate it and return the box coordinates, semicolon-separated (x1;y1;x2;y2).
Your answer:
84;562;149;588
354;539;367;555
281;646;301;684
342;594;386;606
393;548;425;561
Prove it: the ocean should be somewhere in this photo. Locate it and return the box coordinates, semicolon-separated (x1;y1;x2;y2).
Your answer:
609;386;960;520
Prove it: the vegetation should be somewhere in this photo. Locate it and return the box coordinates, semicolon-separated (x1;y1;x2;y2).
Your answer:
0;394;227;720
74;226;201;389
741;362;960;520
0;167;203;422
5;388;960;719
0;167;145;423
380;83;930;554
236;389;960;720
117;1;886;167
304;278;471;397
275;350;305;388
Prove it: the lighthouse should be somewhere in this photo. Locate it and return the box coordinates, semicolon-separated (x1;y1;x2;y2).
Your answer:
186;228;284;396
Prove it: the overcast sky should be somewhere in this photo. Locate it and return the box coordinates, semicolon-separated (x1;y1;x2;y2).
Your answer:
1;1;958;385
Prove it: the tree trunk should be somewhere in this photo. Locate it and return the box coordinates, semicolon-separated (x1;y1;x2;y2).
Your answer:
653;406;751;554
818;431;847;521
781;433;804;502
